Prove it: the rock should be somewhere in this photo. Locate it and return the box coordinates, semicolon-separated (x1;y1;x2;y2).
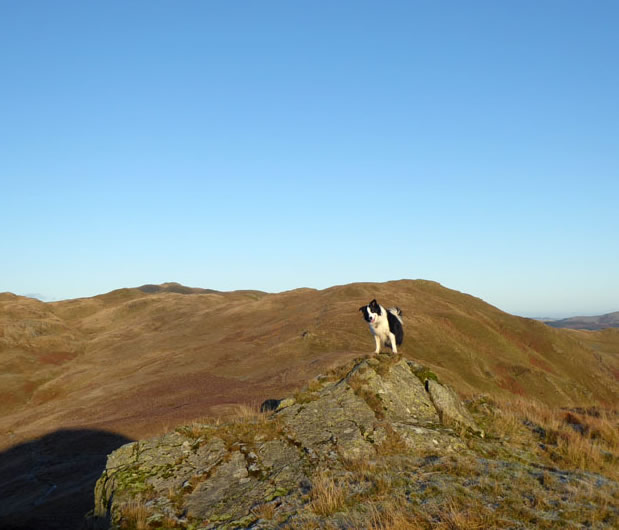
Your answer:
86;356;519;529
275;397;295;411
260;397;295;413
426;379;482;435
185;451;251;519
347;358;439;425
277;377;377;461
260;399;281;412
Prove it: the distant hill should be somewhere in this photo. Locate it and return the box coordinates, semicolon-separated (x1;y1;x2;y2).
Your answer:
136;282;221;295
545;311;619;330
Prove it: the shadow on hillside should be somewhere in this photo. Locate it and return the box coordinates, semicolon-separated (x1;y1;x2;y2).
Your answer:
0;429;133;530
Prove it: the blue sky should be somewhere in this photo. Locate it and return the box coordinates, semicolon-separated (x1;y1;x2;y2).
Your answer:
1;1;617;317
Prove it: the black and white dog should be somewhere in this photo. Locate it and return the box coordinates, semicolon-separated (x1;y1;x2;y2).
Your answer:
359;299;404;354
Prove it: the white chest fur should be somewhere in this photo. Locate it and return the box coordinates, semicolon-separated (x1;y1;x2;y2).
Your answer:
370;316;390;339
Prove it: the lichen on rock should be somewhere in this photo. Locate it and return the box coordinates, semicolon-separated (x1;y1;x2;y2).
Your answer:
87;355;616;529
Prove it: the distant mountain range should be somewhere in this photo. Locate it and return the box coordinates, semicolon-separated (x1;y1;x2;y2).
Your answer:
544;311;619;330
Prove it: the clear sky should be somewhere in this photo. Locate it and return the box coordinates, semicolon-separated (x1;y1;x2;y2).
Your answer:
1;1;617;318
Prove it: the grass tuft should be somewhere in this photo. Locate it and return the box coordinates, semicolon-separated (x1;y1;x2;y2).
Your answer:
308;470;347;516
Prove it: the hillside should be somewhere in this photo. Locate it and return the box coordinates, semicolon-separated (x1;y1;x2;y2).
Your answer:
1;279;618;529
546;311;619;330
1;279;618;449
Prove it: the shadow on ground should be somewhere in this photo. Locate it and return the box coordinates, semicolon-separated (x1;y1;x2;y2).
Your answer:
0;429;133;530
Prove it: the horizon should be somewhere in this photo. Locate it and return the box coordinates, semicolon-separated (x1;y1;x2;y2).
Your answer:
7;279;618;321
2;1;618;318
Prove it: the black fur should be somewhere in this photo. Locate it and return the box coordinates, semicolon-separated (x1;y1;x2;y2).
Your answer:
369;299;382;315
386;310;404;346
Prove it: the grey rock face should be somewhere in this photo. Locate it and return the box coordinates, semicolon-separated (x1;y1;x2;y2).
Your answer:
277;376;377;461
426;378;483;435
95;355;612;529
348;358;439;424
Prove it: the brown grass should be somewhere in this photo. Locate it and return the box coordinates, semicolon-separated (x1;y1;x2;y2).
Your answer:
362;497;424;529
117;499;151;529
479;397;619;479
374;353;401;377
293;389;320;404
228;402;263;421
374;424;410;456
251;502;277;521
346;493;511;529
177;401;285;450
429;497;511;529
341;453;378;477
308;470;347;516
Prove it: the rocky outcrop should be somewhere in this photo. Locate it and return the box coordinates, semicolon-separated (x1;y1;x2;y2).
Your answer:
87;355;618;529
426;379;481;434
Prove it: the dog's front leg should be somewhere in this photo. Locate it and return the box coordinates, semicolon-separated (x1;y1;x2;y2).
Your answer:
374;335;381;354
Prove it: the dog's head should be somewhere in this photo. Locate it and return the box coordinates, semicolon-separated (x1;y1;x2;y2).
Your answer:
359;299;382;324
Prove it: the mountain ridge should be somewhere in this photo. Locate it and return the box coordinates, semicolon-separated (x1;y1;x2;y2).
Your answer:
1;279;617;450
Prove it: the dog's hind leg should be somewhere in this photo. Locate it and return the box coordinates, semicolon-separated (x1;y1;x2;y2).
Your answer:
388;332;398;354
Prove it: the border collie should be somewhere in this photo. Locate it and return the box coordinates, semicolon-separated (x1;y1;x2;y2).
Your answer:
359;299;403;354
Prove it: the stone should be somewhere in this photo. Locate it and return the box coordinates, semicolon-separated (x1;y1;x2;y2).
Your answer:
277;376;377;460
426;379;482;434
88;356;490;529
349;359;439;425
276;397;296;411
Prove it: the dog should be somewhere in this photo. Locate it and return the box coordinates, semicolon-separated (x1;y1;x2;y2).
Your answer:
359;299;403;354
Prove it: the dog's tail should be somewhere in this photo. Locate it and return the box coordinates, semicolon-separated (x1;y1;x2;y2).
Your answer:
388;307;403;324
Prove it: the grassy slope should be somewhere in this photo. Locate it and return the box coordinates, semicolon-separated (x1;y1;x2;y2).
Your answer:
1;280;617;448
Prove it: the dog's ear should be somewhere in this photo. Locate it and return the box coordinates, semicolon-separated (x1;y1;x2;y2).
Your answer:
358;306;365;312
369;299;381;315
